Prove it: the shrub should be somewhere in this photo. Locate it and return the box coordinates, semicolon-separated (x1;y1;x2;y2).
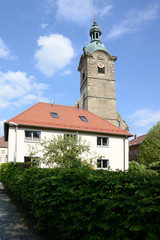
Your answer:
129;161;157;175
1;163;160;239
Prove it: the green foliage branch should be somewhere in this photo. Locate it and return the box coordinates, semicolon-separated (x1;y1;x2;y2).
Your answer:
138;121;160;165
29;134;95;169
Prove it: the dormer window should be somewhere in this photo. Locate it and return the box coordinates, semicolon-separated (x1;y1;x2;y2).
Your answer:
51;112;59;118
79;115;88;122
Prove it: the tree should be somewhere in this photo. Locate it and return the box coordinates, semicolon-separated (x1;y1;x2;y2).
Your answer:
29;134;96;168
138;121;160;165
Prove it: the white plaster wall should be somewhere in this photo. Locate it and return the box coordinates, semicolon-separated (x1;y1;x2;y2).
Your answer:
8;126;129;171
79;133;128;171
0;147;8;164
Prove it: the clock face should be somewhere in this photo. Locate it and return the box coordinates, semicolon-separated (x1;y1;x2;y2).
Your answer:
98;62;104;68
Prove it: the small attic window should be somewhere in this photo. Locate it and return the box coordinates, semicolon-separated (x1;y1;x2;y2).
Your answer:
79;115;88;122
51;112;59;118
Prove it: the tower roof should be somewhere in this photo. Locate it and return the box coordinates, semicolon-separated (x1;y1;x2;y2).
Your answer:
84;20;110;54
89;20;102;36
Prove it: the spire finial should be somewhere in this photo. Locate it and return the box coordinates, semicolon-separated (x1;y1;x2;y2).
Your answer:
94;14;97;24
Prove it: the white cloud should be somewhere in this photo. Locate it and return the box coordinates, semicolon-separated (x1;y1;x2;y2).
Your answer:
61;69;72;75
0;71;49;110
106;2;160;40
40;23;48;29
56;0;112;25
0;38;17;60
34;34;74;77
129;109;160;132
98;5;112;19
0;38;10;58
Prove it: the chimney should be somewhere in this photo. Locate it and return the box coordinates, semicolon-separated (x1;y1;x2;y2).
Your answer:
134;134;137;140
52;100;55;107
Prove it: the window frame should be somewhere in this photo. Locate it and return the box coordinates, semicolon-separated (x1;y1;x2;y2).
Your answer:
24;156;39;167
79;115;88;122
63;132;78;143
117;120;120;127
97;136;109;147
98;66;105;74
97;159;109;169
51;112;59;119
24;130;41;143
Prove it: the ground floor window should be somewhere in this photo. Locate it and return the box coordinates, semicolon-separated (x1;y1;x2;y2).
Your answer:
24;156;39;166
24;156;32;163
97;159;109;169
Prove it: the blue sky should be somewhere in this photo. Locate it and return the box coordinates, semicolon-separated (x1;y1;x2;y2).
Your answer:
0;0;160;137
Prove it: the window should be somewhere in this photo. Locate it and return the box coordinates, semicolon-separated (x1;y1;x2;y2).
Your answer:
83;93;85;109
1;150;5;154
97;159;109;169
97;136;108;146
51;112;59;118
24;156;31;163
98;67;105;74
117;121;120;127
24;156;39;167
96;32;98;38
79;115;88;122
0;157;2;162
5;156;8;162
64;133;77;139
25;130;41;142
83;72;85;80
64;133;77;143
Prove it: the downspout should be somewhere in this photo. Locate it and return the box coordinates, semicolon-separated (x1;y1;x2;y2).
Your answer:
14;125;18;165
8;122;18;164
123;137;127;171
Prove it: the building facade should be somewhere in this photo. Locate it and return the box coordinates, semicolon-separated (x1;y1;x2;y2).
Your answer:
0;136;8;165
75;20;128;131
4;102;132;171
129;134;147;162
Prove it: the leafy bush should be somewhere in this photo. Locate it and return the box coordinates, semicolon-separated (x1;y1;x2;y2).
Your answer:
1;163;160;239
128;161;157;175
138;121;160;165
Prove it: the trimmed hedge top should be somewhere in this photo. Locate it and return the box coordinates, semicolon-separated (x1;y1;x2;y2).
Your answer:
1;162;160;240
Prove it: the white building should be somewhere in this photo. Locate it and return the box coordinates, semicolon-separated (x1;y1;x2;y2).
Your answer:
4;102;132;170
0;136;8;165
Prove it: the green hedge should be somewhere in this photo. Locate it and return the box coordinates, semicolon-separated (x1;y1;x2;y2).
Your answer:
1;163;160;240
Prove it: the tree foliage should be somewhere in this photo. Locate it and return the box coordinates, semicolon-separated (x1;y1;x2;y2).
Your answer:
138;121;160;165
29;134;94;168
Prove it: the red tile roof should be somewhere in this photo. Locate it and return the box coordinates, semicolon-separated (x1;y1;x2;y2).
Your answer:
0;136;8;148
129;134;147;146
5;102;132;136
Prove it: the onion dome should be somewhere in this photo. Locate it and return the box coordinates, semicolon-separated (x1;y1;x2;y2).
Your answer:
83;20;110;54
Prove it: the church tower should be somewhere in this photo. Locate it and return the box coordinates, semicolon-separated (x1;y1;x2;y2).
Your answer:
76;20;129;131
